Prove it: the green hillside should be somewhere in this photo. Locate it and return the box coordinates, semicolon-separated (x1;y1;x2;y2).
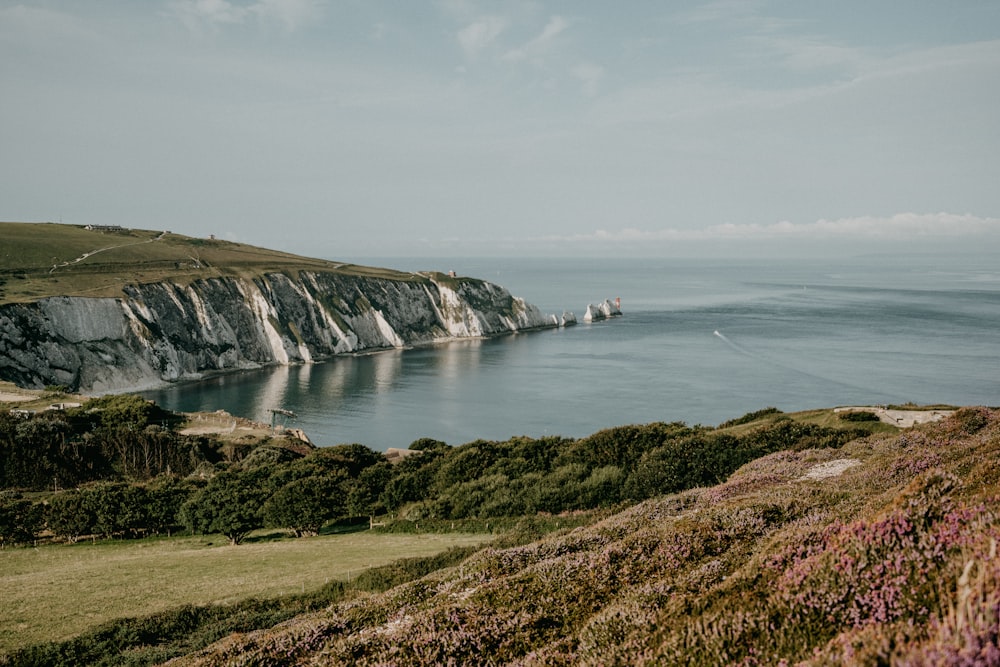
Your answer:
168;407;1000;666
4;399;996;665
0;222;419;304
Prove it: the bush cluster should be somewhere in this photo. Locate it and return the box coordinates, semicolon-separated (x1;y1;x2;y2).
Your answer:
1;396;869;548
839;410;882;422
0;394;210;491
386;420;865;521
181;409;999;666
5;403;995;665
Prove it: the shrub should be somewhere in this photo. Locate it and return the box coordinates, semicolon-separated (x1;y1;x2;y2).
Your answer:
718;407;783;428
948;407;991;435
839;410;881;422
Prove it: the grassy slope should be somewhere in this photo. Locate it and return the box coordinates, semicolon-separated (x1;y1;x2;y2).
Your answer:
0;400;911;663
0;222;421;304
168;407;1000;666
0;531;489;654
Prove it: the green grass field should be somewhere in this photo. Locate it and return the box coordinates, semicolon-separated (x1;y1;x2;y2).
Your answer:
0;222;424;304
0;530;490;654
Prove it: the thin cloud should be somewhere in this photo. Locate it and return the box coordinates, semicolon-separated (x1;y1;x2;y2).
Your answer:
747;34;870;75
543;214;1000;243
572;62;605;96
251;0;323;32
714;213;1000;239
457;16;508;58
0;4;103;42
502;15;569;63
169;0;248;30
169;0;323;33
673;0;766;25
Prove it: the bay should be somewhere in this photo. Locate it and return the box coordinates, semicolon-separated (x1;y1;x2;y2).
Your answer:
141;255;1000;451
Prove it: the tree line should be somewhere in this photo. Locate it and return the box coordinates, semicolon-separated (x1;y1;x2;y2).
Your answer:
1;396;869;547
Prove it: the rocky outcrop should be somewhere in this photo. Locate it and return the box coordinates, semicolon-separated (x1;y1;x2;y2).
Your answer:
0;271;556;392
583;299;622;323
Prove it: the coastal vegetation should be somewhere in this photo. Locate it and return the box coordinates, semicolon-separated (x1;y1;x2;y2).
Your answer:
3;224;995;663
6;387;994;664
129;407;1000;665
1;393;880;549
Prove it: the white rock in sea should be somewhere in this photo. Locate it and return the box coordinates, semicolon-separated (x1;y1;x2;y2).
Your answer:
561;311;577;327
583;299;622;323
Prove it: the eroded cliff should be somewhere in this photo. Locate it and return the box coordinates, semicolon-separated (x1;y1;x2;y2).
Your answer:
0;271;556;392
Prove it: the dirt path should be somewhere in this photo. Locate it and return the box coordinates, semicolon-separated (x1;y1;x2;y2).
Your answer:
49;231;166;273
0;391;34;403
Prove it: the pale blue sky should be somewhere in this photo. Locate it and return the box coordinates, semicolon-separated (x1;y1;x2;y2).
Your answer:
2;1;999;258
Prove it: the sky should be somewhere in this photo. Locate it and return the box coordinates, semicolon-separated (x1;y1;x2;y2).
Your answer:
2;0;999;259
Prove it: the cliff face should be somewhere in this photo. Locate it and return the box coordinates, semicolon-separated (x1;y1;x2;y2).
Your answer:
0;271;556;392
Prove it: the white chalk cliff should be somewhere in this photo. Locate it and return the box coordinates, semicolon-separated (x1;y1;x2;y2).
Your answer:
0;271;556;393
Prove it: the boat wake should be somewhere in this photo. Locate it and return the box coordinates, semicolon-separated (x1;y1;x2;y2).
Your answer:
713;330;754;357
712;329;878;396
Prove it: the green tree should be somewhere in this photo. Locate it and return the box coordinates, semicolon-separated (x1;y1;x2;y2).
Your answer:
380;448;445;512
559;422;694;473
531;464;590;513
0;493;45;547
580;465;625;508
433;441;501;493
145;477;194;536
408;437;449;451
237;445;301;471
48;489;97;542
9;416;74;489
78;394;171;430
310;443;383;477
442;473;525;519
180;471;268;545
87;483;150;539
263;475;345;537
348;461;393;518
264;444;380;492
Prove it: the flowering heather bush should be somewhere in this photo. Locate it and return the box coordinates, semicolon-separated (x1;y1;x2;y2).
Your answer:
897;542;1000;665
704;448;857;503
943;407;992;436
704;471;789;503
770;471;990;630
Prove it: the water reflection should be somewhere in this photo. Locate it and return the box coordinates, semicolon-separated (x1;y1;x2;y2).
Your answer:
142;336;505;448
140;257;1000;452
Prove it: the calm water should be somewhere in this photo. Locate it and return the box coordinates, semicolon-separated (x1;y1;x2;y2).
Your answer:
142;256;1000;451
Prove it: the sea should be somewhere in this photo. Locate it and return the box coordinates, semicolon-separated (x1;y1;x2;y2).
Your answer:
141;255;1000;451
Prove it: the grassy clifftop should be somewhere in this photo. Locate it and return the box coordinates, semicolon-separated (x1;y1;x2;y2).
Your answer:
0;222;419;304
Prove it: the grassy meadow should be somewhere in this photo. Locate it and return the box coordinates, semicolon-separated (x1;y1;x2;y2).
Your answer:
0;530;490;654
